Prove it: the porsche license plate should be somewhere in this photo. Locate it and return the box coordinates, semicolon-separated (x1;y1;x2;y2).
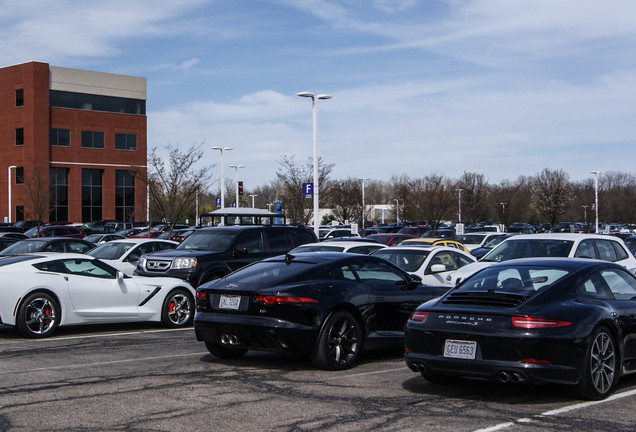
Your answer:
219;295;241;310
444;339;477;359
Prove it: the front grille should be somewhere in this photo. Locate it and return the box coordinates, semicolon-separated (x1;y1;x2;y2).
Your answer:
442;291;527;307
145;259;172;272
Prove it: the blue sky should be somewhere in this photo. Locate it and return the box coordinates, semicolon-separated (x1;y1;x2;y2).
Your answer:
2;0;635;191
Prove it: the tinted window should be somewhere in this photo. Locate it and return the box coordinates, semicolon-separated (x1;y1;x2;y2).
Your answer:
595;240;618;262
68;241;92;253
458;265;571;293
574;239;596;259
265;230;292;253
236;231;264;253
350;260;406;286
178;230;238;251
598;269;636;300
612;241;629;261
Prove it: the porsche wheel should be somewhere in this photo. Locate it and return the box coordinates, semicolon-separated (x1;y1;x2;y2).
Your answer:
161;289;194;327
16;292;59;338
573;327;618;400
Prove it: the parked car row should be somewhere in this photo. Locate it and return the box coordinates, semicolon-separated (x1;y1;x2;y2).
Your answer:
2;222;636;401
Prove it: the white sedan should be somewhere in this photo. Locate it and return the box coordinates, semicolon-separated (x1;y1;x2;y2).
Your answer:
371;245;476;286
0;253;196;338
87;238;178;275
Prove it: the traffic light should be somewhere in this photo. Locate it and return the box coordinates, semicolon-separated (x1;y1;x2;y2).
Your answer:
238;181;244;195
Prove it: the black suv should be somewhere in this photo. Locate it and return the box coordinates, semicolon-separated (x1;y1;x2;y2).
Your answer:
134;225;317;287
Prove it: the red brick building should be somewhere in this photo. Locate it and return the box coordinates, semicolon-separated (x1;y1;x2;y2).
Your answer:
0;61;147;224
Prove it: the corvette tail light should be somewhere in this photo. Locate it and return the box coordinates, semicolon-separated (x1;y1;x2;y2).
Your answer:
195;291;207;301
410;311;429;322
254;295;318;305
511;316;572;328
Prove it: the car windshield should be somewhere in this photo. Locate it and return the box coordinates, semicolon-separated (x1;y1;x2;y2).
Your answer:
482;235;507;249
482;239;574;262
223;260;314;285
88;242;135;260
372;249;431;272
0;240;44;255
456;234;487;244
23;227;38;237
177;230;238;251
456;265;572;294
84;235;103;243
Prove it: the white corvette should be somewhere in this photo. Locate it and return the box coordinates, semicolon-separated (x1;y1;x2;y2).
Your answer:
0;253;196;338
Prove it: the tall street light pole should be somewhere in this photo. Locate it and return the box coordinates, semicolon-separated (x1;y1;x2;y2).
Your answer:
249;194;258;208
359;178;368;235
7;165;16;223
591;170;601;233
457;188;463;222
394;199;400;224
229;164;245;208
212;146;233;209
298;91;332;238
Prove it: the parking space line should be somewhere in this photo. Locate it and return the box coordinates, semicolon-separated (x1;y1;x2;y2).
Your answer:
323;367;406;380
32;327;193;342
472;388;636;432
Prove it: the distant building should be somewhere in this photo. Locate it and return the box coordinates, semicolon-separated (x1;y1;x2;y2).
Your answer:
0;61;147;224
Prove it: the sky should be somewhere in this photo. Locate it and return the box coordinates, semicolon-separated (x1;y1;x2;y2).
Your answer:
2;0;635;192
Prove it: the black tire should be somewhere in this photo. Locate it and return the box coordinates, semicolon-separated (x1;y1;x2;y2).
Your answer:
311;310;361;370
205;341;248;359
572;327;618;400
161;289;194;328
16;292;60;338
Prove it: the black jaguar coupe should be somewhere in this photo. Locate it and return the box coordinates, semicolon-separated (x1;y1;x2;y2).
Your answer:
194;252;449;370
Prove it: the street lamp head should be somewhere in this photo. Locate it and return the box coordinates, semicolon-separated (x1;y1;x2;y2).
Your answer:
229;164;245;169
316;94;332;100
297;92;314;98
212;146;233;151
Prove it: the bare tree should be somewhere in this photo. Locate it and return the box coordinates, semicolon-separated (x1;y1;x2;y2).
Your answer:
275;155;334;225
327;177;362;224
457;171;488;224
134;143;211;235
415;175;454;232
532;168;574;226
17;160;49;233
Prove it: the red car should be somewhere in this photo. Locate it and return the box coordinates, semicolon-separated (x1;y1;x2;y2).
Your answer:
365;233;419;246
24;225;85;239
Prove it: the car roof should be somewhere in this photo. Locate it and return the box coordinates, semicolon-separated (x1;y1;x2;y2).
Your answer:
502;233;623;241
101;238;178;244
486;256;623;270
296;241;387;248
374;245;459;253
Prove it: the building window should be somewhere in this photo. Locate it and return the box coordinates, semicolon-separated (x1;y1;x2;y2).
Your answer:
82;169;103;222
50;128;70;146
15;89;24;107
115;170;135;221
81;130;105;148
49;90;146;115
115;133;137;151
49;168;69;222
15;128;24;146
15;167;24;185
16;206;24;222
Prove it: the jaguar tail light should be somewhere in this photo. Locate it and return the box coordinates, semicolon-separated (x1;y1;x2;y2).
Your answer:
254;295;318;305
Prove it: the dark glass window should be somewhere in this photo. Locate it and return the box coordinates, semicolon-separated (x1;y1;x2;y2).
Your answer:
15;128;24;146
50;128;70;146
81;131;105;148
115;133;137;150
115;170;135;222
15;167;24;185
49;168;69;222
49;90;145;115
82;169;103;222
15;89;24;107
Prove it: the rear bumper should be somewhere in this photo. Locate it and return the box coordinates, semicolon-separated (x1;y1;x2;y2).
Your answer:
194;312;318;353
405;352;580;385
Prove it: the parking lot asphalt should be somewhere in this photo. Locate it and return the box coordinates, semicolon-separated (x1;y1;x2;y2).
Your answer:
1;324;635;432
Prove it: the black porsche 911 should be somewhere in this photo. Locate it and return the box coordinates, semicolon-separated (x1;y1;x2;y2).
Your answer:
194;252;449;370
404;258;636;400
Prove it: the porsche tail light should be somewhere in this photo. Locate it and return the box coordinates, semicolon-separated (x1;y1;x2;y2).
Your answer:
410;311;429;322
511;316;572;328
254;295;318;305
